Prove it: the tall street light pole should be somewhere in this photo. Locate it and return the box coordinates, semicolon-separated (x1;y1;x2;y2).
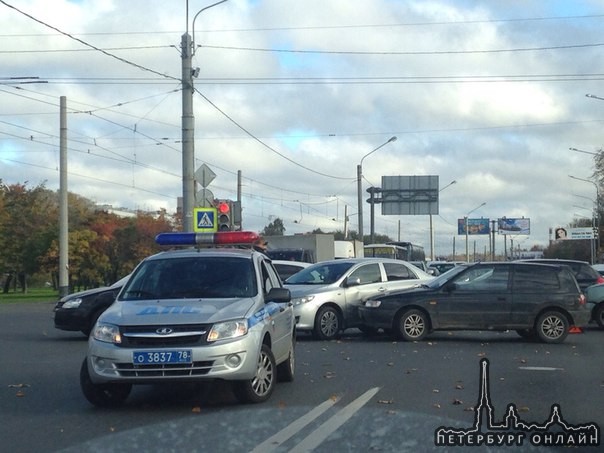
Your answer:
181;0;228;232
357;136;397;242
430;180;456;261
465;202;486;262
569;174;600;262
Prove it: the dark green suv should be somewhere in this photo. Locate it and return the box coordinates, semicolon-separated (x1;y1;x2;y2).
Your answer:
359;262;591;344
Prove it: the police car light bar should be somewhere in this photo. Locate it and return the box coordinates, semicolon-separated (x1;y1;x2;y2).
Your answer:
155;231;259;246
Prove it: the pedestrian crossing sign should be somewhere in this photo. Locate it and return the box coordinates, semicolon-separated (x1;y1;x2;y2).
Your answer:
194;207;218;232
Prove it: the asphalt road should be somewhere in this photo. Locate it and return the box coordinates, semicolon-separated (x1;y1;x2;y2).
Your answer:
1;301;602;452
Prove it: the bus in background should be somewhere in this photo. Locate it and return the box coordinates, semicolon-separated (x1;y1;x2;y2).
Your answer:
364;242;434;274
363;242;426;262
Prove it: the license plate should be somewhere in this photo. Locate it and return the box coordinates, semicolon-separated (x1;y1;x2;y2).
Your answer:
133;350;192;365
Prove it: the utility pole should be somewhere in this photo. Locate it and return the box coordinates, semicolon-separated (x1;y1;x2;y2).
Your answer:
181;31;195;232
59;96;69;297
181;0;228;232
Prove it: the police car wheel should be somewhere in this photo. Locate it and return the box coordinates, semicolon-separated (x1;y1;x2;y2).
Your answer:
80;358;131;407
277;337;295;383
233;345;276;404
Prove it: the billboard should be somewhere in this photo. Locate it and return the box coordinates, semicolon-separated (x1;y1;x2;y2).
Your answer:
381;175;439;215
498;218;530;235
555;227;595;240
458;218;490;235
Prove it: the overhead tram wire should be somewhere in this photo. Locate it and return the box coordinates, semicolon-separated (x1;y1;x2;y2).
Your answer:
194;88;355;181
2;1;357;184
0;0;179;82
2;12;603;36
201;41;604;56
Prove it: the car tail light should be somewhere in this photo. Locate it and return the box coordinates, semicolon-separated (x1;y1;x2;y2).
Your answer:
597;276;604;285
579;294;586;306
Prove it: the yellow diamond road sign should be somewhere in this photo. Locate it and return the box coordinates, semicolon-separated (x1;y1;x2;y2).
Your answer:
194;208;217;233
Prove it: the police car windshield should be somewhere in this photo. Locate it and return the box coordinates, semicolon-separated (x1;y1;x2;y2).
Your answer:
120;256;257;300
285;261;355;285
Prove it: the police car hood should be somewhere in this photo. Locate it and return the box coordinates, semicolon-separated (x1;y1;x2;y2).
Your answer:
101;298;256;325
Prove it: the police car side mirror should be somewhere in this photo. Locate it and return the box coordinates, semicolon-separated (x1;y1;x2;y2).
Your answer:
266;287;291;303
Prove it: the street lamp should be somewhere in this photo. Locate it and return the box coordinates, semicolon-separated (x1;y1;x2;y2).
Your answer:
465;202;486;262
569;174;600;263
586;93;604;101
429;180;457;261
569;147;599;156
181;0;229;232
357;136;397;242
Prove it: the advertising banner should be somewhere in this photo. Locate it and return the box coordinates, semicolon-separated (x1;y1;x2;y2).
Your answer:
458;218;490;235
498;218;530;235
555;227;595;240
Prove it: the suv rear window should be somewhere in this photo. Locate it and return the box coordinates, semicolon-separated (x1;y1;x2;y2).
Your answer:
513;265;560;291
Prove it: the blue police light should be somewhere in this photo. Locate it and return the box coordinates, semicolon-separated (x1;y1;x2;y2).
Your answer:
155;231;259;246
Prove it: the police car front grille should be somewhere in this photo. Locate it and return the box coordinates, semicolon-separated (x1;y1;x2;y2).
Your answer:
117;361;214;377
119;324;210;348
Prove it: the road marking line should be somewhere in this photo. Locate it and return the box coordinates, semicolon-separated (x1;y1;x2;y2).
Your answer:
250;395;341;453
288;387;381;453
518;366;565;371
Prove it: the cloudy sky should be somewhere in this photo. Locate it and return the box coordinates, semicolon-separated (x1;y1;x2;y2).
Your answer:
2;0;604;258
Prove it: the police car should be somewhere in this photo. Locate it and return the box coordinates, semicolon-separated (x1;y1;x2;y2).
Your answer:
80;231;295;407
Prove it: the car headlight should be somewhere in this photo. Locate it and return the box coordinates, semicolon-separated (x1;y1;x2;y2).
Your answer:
364;300;382;308
61;297;83;309
291;295;315;306
207;320;248;342
92;323;122;344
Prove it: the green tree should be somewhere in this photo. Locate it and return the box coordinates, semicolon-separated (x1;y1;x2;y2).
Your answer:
261;218;286;236
0;182;59;292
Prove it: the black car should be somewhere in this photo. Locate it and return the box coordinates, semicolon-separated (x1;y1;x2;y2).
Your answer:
53;275;128;336
515;258;604;291
358;262;590;344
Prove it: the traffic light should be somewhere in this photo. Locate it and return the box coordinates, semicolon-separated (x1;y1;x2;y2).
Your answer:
215;200;232;231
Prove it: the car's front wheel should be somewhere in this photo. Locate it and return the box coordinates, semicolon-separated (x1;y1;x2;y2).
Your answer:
593;304;604;329
313;305;341;340
80;358;131;407
395;309;429;341
233;345;276;404
535;311;569;344
277;336;295;382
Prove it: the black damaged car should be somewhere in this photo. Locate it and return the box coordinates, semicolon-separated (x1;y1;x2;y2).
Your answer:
358;262;591;344
53;275;129;336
